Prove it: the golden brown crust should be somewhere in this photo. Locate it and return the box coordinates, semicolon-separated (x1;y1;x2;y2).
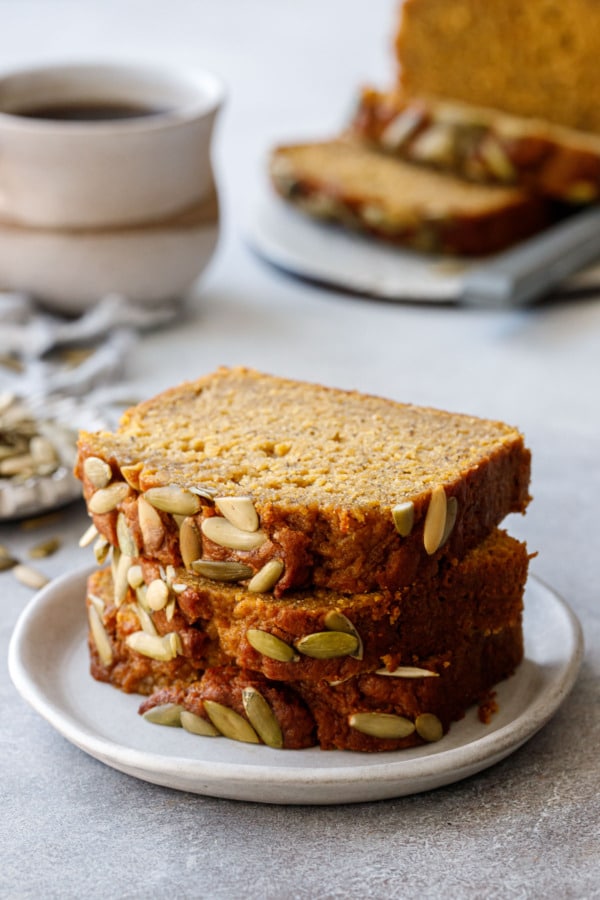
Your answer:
269;140;550;255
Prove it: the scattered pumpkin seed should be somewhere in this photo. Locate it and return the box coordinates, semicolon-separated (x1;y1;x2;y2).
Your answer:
144;485;200;517
247;559;284;593
113;553;132;607
392;501;415;537
78;522;99;548
247;629;298;662
88;482;129;514
13;563;49;590
87;592;105;615
127;564;144;589
375;666;439;678
0;552;18;571
27;537;61;559
188;484;217;499
133;602;158;636
242;687;284;749
179;517;202;570
191;559;253;582
296;631;358;659
203;700;260;744
423;485;447;555
116;512;138;558
83;456;112;489
146;578;169;611
323;611;363;660
201;516;267;551
88;604;113;666
137;495;165;551
93;536;110;565
214;496;259;533
349;712;415;740
143;703;183;727
415;713;444;743
180;710;220;736
440;496;458;547
125;631;178;661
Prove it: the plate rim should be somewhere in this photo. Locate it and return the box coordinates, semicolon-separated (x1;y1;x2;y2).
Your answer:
8;565;584;803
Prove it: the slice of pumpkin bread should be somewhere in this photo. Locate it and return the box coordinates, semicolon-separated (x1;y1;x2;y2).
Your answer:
76;367;531;596
269;139;550;255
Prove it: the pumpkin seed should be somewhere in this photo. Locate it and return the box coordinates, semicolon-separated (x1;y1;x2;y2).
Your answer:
137;496;165;551
143;703;183;727
88;482;129;514
78;522;99;548
247;559;284;593
83;456;112;489
201;516;267;551
113;553;132;607
242;687;284;748
415;713;444;742
323;611;363;660
202;700;260;744
146;578;169;611
375;666;439;678
423;485;447;555
349;712;415;740
120;464;142;490
125;631;178;661
296;631;358;659
180;710;220;736
136;584;150;612
188;484;217;500
440;496;458;547
116;512;138;558
247;629;298;662
144;485;200;516
392;501;415;537
191;559;253;582
93;536;110;565
165;598;176;622
214;496;259;533
28;537;61;559
13;563;49;590
0;553;18;571
133;602;157;636
87;592;105;615
88;604;113;666
127;564;144;589
179;517;202;569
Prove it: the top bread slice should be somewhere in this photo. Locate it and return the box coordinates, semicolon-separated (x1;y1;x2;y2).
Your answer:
350;87;600;203
396;0;600;135
270;139;550;255
76;367;530;596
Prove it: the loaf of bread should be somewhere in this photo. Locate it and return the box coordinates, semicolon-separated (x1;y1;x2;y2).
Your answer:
87;568;523;752
350;87;600;203
269;139;550;255
396;0;600;135
76;367;531;597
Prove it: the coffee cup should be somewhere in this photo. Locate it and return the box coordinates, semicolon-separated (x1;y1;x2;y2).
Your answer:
0;61;224;311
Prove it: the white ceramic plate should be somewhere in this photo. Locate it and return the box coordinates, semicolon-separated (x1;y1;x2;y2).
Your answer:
8;568;582;805
248;191;600;303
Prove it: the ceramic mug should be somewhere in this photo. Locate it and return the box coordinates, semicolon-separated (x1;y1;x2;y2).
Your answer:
0;62;224;311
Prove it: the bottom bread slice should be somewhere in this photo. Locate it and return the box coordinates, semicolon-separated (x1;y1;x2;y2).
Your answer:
270;138;551;255
138;618;522;752
87;568;523;752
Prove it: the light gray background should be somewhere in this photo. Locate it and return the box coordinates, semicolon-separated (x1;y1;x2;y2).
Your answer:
1;2;599;898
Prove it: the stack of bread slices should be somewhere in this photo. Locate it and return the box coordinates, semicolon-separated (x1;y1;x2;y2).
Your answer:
270;0;600;257
76;367;531;751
